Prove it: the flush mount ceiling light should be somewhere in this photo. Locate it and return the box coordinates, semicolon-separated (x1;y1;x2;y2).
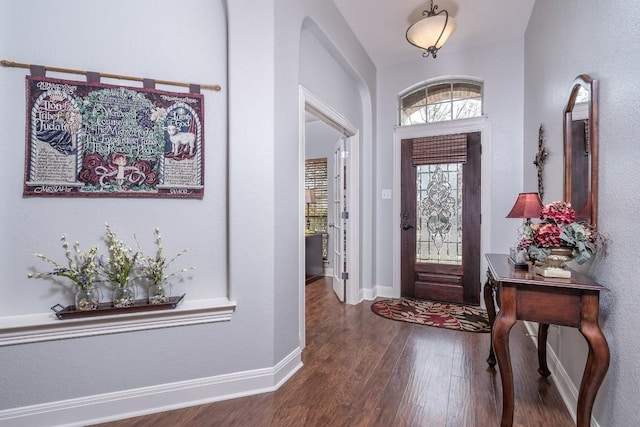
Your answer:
406;0;457;59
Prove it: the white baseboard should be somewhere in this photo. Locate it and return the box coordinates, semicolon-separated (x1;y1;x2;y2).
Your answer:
0;347;303;427
523;322;601;427
374;285;394;299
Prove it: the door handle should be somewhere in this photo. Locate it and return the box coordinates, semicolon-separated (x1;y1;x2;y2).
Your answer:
402;223;414;230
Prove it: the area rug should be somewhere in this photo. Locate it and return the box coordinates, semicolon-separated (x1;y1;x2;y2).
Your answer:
371;298;490;333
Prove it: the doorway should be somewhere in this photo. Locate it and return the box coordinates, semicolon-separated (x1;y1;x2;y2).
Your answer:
400;132;481;305
392;118;491;306
299;85;360;348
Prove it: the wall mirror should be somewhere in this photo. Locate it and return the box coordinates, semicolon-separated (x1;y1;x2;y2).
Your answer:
564;74;599;228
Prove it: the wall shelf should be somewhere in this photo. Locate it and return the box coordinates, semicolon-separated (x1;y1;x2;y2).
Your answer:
0;297;236;347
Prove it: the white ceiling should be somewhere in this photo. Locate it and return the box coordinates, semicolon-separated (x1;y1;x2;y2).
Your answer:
333;0;536;68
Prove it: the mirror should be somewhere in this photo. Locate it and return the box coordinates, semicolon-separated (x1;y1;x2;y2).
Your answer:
564;74;599;228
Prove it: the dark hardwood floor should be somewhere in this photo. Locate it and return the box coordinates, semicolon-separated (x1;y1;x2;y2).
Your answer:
91;277;575;427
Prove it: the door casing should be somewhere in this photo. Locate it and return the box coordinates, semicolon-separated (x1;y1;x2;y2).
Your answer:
400;133;481;305
393;117;492;305
299;85;360;348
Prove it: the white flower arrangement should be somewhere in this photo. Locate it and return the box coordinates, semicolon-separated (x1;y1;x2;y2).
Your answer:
102;224;139;288
137;227;194;286
28;225;194;310
28;235;99;292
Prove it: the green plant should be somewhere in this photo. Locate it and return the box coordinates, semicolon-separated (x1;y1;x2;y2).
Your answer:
28;235;99;291
137;227;193;285
102;224;138;288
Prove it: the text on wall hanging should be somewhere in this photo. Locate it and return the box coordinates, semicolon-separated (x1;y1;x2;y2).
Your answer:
23;75;205;198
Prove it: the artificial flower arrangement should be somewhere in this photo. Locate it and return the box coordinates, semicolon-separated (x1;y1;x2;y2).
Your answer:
28;236;101;310
137;227;194;304
28;235;100;289
517;201;600;265
28;224;193;310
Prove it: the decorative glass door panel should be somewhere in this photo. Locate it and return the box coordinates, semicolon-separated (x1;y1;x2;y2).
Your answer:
416;163;463;265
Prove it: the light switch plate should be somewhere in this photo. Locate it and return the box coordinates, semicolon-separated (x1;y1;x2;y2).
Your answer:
381;189;392;199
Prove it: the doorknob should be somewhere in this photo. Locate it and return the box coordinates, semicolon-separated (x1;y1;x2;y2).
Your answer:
402;223;414;230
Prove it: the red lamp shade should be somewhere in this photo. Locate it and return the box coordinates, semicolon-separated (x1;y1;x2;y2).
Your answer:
506;192;543;219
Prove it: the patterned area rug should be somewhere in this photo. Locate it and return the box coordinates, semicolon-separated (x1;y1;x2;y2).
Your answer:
371;298;490;333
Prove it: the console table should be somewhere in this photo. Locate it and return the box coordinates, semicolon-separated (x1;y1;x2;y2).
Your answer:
484;254;609;427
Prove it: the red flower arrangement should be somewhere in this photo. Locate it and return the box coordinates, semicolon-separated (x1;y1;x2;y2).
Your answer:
518;201;601;265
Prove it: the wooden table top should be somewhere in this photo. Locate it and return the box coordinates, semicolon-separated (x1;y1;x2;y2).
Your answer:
485;253;606;292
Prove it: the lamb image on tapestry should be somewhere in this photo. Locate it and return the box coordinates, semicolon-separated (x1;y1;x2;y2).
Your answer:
23;75;205;198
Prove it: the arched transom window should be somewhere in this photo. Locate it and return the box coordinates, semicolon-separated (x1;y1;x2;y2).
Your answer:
399;80;483;126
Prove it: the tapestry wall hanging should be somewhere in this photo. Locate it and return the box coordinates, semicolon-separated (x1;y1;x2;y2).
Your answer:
23;75;205;198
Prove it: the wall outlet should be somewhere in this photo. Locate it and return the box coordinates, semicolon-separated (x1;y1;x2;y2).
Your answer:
381;189;392;199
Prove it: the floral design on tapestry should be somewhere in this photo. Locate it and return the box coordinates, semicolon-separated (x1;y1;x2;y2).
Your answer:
24;76;204;198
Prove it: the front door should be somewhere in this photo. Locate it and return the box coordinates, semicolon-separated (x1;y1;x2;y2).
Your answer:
400;132;481;305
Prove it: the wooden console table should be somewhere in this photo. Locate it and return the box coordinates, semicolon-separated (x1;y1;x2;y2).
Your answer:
483;254;609;427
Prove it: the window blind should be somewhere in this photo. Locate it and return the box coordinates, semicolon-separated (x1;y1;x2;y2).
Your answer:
411;133;468;166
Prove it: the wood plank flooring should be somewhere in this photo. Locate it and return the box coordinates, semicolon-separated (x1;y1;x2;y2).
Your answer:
91;277;575;427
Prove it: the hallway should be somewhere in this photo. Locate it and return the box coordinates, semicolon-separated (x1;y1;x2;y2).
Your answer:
92;278;574;426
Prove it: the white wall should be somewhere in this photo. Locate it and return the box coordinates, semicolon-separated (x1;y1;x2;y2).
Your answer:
376;38;526;289
525;1;640;425
0;0;376;424
272;0;376;358
0;0;375;424
0;0;265;413
0;0;228;314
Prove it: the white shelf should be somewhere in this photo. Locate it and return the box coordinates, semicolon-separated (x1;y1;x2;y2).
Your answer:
0;297;236;346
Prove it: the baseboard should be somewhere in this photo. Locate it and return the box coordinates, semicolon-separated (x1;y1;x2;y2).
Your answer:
373;285;394;299
0;347;303;427
523;322;602;427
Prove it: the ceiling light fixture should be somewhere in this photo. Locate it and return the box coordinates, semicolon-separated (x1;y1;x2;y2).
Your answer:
406;0;457;59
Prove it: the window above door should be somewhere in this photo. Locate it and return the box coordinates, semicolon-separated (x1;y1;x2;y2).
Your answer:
399;80;483;126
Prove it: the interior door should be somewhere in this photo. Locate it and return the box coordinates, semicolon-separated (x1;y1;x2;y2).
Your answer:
332;137;347;302
400;132;481;305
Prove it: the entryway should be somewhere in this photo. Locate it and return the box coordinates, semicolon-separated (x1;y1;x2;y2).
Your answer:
400;132;481;305
299;85;360;348
393;118;491;307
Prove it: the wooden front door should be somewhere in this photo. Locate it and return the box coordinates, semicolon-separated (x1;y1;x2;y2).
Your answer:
400;132;481;305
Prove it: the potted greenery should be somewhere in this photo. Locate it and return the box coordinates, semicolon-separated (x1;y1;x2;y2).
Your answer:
28;235;101;311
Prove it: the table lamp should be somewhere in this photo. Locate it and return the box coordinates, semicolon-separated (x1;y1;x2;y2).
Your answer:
506;192;543;268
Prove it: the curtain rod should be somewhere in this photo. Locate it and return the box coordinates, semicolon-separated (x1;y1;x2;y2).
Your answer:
1;60;221;91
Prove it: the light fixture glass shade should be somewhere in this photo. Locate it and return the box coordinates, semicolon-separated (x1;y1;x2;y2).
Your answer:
406;14;457;50
506;192;544;219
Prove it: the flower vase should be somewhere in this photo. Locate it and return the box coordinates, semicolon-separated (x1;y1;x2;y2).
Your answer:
148;281;171;305
535;247;574;278
113;283;136;308
75;286;100;311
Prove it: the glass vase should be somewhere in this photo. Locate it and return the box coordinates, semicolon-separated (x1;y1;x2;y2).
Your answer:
148;281;171;305
75;286;100;311
113;283;136;308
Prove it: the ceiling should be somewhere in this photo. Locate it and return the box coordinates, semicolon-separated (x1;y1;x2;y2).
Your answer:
332;0;536;68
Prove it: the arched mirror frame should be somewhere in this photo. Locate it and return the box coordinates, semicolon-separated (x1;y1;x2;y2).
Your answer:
564;74;599;229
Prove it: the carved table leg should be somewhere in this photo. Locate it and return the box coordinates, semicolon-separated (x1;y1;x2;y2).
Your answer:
576;293;610;427
493;285;517;427
484;270;497;367
537;323;551;377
